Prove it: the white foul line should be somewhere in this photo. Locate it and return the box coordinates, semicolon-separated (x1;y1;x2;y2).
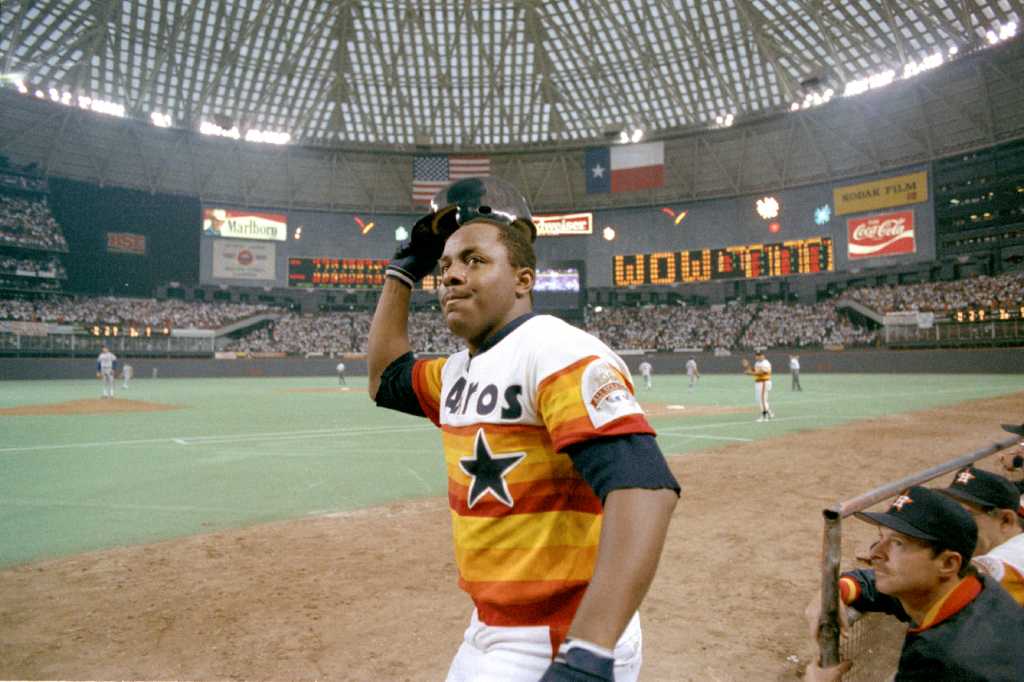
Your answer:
0;423;435;454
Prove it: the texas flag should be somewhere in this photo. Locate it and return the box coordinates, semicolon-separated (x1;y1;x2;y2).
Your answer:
585;141;664;193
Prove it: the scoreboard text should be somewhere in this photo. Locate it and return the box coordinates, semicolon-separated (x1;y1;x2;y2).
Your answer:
613;237;834;287
288;257;387;288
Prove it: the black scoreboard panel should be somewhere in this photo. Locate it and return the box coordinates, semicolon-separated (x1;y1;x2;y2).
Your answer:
287;257;388;288
613;237;834;287
954;306;1024;322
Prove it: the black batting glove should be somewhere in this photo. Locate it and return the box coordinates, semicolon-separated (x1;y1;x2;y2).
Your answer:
384;205;460;288
540;639;615;682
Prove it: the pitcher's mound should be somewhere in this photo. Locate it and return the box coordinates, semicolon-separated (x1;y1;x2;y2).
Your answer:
0;399;183;416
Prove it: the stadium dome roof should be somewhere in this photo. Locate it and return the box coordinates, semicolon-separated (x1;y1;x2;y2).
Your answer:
2;0;1021;150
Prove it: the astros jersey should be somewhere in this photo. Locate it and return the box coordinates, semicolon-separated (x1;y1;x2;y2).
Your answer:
973;533;1024;606
686;359;697;375
638;361;652;377
409;315;655;630
753;358;771;382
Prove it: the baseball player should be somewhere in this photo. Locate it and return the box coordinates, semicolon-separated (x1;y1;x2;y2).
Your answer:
96;346;117;399
685;357;700;390
942;466;1024;606
638;359;653;390
367;177;679;682
743;350;773;421
336;361;347;385
789;354;802;391
122;363;133;390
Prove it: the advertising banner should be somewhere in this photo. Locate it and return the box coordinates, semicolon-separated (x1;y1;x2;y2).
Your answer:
212;239;276;280
107;232;147;255
847;210;916;260
202;208;287;241
833;171;927;215
534;212;594;236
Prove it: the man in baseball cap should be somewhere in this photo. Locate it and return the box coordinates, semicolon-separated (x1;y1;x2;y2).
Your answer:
805;486;1023;682
942;466;1024;606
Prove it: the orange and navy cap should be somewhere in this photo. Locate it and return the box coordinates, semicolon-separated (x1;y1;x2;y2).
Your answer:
941;466;1019;512
855;486;977;563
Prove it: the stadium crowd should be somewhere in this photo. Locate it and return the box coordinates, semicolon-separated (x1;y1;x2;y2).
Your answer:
844;270;1024;314
7;267;1024;352
0;296;277;329
739;301;876;350
0;195;68;251
222;311;461;355
221;299;875;355
583;302;756;351
0;254;66;279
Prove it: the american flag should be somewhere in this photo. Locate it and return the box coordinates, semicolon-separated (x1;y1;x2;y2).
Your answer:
412;155;491;207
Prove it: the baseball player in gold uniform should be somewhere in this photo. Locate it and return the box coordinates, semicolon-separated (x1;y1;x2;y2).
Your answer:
743;350;773;422
367;177;679;682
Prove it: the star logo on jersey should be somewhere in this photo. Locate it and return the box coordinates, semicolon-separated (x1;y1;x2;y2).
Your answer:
459;429;526;509
891;494;913;511
955;469;975;485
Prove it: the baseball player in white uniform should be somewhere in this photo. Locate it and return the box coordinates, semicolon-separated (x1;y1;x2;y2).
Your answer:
638;360;653;390
122;363;133;389
744;350;773;421
367;176;680;682
685;357;700;390
96;346;117;399
336;361;347;385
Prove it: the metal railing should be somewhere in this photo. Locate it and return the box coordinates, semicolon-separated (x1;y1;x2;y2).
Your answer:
0;333;215;356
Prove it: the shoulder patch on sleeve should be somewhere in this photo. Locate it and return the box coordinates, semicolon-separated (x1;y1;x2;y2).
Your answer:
581;360;643;428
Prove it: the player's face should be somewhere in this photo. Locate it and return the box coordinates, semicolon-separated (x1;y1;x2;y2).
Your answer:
868;527;945;599
438;221;531;351
956;502;1009;556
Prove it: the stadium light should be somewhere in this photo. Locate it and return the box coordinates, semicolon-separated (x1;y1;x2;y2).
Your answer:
150;112;172;128
200;120;241;140
756;196;780;220
602;226;616;241
395;226;409;241
244;128;291;145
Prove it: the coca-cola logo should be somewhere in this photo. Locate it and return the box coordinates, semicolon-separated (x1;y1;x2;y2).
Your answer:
847;211;916;259
852;217;906;242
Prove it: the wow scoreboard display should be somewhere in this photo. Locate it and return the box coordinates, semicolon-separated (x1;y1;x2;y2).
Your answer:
287;257;388;288
613;237;834;287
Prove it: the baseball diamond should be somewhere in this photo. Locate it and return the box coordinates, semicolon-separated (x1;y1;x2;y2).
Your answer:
0;373;1021;679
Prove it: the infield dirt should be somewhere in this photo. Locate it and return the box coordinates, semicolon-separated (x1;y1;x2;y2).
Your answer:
0;398;182;416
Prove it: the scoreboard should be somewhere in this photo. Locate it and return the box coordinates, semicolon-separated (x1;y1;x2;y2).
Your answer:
288;257;387;288
954;306;1024;322
613;237;834;287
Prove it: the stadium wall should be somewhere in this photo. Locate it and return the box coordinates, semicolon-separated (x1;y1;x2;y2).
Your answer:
2;347;1022;381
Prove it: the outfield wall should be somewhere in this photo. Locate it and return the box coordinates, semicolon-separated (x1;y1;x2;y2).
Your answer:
1;347;1023;381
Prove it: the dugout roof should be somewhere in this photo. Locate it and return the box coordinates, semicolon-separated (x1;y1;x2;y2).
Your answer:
2;0;1022;150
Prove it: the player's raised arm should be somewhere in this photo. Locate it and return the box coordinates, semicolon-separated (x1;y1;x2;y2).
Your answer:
367;207;459;400
366;279;413;400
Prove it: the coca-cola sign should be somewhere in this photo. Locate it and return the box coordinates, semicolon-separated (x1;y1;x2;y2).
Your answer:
847;211;916;259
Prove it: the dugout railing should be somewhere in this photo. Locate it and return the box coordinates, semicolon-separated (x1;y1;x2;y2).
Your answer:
816;433;1021;681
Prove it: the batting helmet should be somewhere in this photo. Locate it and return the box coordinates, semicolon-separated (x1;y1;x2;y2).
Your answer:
431;176;537;242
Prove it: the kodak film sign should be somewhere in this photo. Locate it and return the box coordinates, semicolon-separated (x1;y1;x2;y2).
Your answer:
847;210;916;260
833;171;928;216
533;212;593;237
